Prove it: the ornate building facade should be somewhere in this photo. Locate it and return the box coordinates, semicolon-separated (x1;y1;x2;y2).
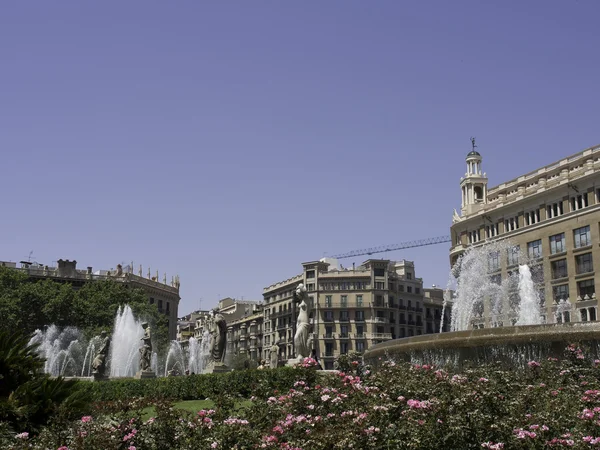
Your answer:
450;143;600;327
262;258;436;370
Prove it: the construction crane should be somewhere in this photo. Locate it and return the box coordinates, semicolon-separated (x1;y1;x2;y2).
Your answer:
330;235;452;260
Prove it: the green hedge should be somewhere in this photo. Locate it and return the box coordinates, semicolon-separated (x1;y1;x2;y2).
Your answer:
80;367;320;402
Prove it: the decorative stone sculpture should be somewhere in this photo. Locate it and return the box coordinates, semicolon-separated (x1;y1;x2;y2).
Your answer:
204;309;230;373
270;343;279;369
135;322;155;378
92;331;110;381
293;283;312;360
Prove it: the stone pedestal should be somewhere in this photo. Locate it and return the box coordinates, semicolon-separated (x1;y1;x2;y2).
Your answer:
202;362;230;374
134;370;156;379
286;357;302;367
92;373;110;382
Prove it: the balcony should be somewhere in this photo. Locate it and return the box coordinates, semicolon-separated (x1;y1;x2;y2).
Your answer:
322;334;335;339
366;333;392;340
351;333;366;339
337;333;350;339
369;317;389;324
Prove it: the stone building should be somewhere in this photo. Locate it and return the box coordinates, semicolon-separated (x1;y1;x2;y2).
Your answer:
450;143;600;327
423;286;452;334
0;259;181;339
226;310;264;362
191;297;263;360
262;258;429;370
177;311;208;343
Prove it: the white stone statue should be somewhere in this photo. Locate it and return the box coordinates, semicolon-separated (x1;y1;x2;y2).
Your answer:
293;283;312;359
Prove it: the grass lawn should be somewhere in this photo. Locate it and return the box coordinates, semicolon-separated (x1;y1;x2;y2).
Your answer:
140;399;252;420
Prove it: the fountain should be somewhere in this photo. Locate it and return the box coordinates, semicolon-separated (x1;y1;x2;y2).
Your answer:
29;325;87;377
515;264;542;326
31;304;155;379
109;305;145;378
164;331;211;376
364;241;600;369
164;341;186;376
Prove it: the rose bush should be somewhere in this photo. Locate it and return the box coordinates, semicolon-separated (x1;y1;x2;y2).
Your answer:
6;345;600;449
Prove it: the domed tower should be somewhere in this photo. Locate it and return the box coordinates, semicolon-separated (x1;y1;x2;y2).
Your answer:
460;138;488;216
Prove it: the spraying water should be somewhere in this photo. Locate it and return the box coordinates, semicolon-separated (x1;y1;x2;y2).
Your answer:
447;240;544;331
515;265;543;326
109;304;144;377
164;341;186;376
29;326;86;377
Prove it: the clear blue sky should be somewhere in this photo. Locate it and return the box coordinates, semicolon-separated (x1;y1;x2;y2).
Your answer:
2;1;599;315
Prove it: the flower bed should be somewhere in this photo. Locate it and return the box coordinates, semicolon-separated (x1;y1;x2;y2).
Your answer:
7;346;600;449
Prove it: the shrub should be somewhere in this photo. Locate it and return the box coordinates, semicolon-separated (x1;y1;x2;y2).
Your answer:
0;330;91;438
80;366;320;402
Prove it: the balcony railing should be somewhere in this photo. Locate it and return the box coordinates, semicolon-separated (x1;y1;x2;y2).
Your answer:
366;333;392;340
369;317;388;324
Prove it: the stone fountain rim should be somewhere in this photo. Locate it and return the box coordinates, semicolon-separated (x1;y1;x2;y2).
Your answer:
363;322;600;361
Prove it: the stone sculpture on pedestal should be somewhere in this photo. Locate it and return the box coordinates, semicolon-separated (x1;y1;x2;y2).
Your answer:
293;283;312;361
270;343;279;369
204;309;230;373
92;331;110;381
135;322;156;379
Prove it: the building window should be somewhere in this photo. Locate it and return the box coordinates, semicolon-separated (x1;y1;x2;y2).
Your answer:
553;284;569;302
415;287;420;294
325;295;332;307
507;245;520;266
325;343;334;357
488;251;500;272
525;210;540;226
355;310;364;321
486;223;499;238
547;201;564;218
325;326;333;338
158;299;163;310
576;253;594;274
527;240;542;259
324;311;334;322
571;194;589;211
551;259;568;279
407;286;412;293
577;279;595;299
306;270;315;279
340;311;349;321
490;274;502;285
306;283;315;291
399;285;405;292
356;341;365;352
573;225;591;248
468;230;481;244
375;282;385;290
341;295;347;307
407;273;413;280
166;302;170;314
549;233;566;254
356;295;363;306
340;325;348;338
150;297;155;304
504;216;519;232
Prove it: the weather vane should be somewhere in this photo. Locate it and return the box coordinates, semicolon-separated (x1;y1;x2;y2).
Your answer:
470;137;477;151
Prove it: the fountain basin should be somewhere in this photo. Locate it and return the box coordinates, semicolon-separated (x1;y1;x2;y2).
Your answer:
363;322;600;369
